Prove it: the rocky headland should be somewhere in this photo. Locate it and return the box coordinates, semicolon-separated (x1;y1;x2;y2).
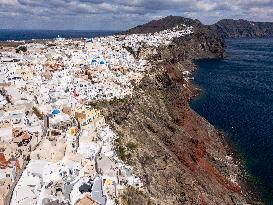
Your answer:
211;19;273;38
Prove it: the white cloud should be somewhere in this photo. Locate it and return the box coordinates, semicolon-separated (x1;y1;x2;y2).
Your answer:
0;0;272;30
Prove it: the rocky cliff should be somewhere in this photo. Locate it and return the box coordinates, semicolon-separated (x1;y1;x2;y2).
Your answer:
97;16;261;204
211;19;273;38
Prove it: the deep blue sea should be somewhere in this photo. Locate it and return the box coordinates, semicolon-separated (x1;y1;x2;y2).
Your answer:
190;38;273;204
0;30;116;41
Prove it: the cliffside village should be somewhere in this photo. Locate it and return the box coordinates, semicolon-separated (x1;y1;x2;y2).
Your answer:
0;24;193;205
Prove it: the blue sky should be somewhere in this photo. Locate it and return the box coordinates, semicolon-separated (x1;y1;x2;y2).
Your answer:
0;0;272;30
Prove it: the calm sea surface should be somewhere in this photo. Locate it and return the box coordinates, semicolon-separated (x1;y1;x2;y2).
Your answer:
0;30;116;41
190;38;273;204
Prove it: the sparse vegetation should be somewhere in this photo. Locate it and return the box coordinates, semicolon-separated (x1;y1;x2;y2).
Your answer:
16;46;27;53
114;138;137;164
127;142;137;151
116;144;126;161
119;186;152;205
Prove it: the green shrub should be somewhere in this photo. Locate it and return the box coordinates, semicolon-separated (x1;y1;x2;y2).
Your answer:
16;46;27;53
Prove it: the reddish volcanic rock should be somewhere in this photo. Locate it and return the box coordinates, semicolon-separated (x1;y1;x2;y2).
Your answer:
179;94;243;195
199;159;242;195
189;138;206;163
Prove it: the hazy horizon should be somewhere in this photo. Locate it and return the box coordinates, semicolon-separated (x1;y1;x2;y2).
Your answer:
1;16;273;32
0;28;120;31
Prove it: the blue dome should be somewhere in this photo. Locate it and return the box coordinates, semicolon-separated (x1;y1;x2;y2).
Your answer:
52;109;60;115
91;59;97;63
100;61;105;64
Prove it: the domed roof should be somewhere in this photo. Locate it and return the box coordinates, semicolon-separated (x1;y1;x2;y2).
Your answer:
52;109;60;115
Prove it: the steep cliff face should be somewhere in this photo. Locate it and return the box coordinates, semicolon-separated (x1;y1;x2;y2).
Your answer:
95;16;259;204
212;19;273;38
158;22;225;61
122;15;225;60
102;72;248;204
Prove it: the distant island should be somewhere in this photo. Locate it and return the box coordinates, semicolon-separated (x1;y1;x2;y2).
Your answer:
212;19;273;38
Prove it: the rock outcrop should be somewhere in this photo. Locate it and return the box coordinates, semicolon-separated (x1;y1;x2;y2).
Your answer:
211;19;273;38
